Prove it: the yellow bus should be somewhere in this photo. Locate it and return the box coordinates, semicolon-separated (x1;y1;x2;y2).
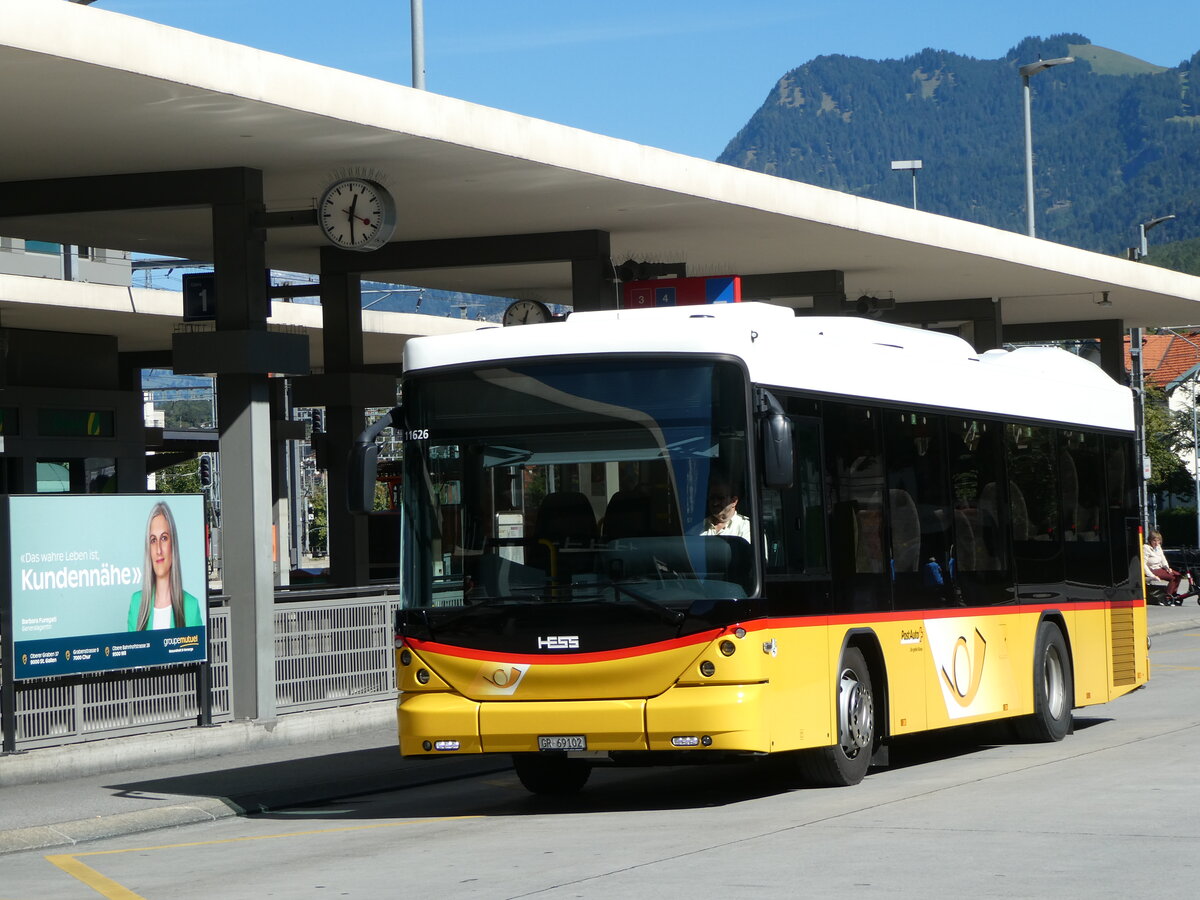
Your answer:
353;302;1148;793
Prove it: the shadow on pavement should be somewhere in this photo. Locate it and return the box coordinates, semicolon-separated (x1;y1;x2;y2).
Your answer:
106;746;508;813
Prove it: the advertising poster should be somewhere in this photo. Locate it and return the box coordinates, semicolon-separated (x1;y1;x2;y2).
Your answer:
6;494;206;680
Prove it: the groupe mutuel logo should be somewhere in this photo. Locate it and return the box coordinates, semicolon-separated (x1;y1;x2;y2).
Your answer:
537;635;579;650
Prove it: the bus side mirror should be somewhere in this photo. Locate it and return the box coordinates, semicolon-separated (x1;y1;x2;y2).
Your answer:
347;405;402;514
756;389;793;490
761;412;794;489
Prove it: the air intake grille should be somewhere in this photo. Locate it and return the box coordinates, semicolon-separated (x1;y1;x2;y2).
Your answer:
1111;606;1136;686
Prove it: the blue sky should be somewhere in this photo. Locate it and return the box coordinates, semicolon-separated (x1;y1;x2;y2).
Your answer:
99;1;1199;160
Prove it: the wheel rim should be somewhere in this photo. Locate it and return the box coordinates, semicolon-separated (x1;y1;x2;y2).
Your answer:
837;666;873;758
1043;643;1066;719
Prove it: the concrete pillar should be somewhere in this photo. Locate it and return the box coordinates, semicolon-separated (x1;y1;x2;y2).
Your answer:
212;174;276;722
216;374;276;721
571;253;615;312
319;265;371;587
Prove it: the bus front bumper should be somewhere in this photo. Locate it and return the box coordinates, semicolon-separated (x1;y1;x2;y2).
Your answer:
398;683;772;756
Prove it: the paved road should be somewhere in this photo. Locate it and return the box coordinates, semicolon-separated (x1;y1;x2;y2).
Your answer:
4;624;1198;899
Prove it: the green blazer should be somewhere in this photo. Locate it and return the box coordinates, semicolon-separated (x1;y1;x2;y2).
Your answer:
127;590;204;631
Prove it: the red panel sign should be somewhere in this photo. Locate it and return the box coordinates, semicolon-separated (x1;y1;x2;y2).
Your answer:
621;275;741;309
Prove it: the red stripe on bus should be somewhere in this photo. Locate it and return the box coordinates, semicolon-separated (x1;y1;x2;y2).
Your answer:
405;630;722;665
404;597;1142;665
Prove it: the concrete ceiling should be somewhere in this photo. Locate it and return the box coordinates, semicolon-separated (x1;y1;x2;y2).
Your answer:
3;2;1200;334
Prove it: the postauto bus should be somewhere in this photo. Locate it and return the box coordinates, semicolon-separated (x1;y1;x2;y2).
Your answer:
350;302;1148;794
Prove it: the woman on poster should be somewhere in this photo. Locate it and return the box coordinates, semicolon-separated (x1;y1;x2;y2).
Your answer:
127;501;204;631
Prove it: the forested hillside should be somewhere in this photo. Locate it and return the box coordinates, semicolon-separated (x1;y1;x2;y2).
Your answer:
719;34;1200;269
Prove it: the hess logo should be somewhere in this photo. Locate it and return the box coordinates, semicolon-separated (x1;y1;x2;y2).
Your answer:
537;635;579;650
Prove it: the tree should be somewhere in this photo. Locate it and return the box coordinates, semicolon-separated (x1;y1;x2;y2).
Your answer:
1145;384;1194;500
307;477;328;557
156;458;202;494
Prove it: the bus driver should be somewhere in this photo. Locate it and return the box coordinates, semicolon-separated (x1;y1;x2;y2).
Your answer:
700;475;751;541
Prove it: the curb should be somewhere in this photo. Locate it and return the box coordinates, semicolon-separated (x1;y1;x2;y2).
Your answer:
0;700;396;788
1147;614;1200;637
0;798;241;855
0;755;511;856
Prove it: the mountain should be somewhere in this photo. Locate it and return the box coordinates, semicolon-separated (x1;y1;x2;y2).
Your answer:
718;34;1200;266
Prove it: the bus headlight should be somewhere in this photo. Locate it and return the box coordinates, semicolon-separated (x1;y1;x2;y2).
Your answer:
719;640;737;656
416;668;431;684
699;660;716;677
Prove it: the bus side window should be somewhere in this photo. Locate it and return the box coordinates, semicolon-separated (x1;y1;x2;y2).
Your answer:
762;416;831;614
763;417;826;576
824;403;889;613
1006;424;1064;597
948;417;1012;605
1061;429;1110;599
885;411;953;611
1103;434;1138;593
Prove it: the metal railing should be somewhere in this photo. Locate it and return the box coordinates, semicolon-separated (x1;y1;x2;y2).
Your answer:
5;594;398;750
275;597;396;710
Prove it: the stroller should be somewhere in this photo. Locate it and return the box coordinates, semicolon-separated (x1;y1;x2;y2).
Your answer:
1150;547;1200;606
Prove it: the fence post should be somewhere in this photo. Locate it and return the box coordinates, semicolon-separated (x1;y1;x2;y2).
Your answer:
196;659;213;727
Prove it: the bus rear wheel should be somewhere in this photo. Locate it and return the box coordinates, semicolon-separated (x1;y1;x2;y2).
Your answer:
512;753;592;795
1013;621;1073;742
798;646;876;787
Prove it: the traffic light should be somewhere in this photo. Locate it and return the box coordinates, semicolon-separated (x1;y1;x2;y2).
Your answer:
199;455;212;487
310;409;324;433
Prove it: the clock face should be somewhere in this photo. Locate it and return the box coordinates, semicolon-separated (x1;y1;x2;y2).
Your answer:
503;299;552;326
318;178;397;251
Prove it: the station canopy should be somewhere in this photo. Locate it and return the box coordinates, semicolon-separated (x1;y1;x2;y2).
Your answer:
3;1;1200;354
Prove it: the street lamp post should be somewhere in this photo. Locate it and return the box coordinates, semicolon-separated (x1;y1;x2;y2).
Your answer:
411;0;426;90
1131;215;1177;540
1020;56;1074;238
891;160;922;210
1135;214;1176;260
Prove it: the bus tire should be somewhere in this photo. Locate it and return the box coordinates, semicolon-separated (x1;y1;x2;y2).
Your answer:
1013;621;1073;742
798;646;876;787
512;753;592;795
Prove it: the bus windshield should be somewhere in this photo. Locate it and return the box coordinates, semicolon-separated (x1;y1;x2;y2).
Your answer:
399;358;754;614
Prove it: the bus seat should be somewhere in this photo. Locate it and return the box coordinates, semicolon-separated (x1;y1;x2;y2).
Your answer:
889;489;921;573
953;509;976;570
534;491;597;546
532;491;598;583
1007;481;1031;540
602;490;654;540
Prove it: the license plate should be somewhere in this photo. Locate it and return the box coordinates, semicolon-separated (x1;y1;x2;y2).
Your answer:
538;735;586;751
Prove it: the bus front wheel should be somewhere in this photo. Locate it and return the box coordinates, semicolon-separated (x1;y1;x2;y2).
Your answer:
512;753;592;795
798;646;876;787
1013;621;1073;742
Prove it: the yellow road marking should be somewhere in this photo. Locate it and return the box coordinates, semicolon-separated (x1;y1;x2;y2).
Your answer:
45;855;144;900
45;815;481;898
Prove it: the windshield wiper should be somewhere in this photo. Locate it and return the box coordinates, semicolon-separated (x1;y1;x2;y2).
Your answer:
599;582;685;625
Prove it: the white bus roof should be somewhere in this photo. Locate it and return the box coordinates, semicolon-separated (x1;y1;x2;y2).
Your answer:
403;303;1133;432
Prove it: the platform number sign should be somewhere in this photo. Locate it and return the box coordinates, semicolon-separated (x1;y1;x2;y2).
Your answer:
183;273;217;322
